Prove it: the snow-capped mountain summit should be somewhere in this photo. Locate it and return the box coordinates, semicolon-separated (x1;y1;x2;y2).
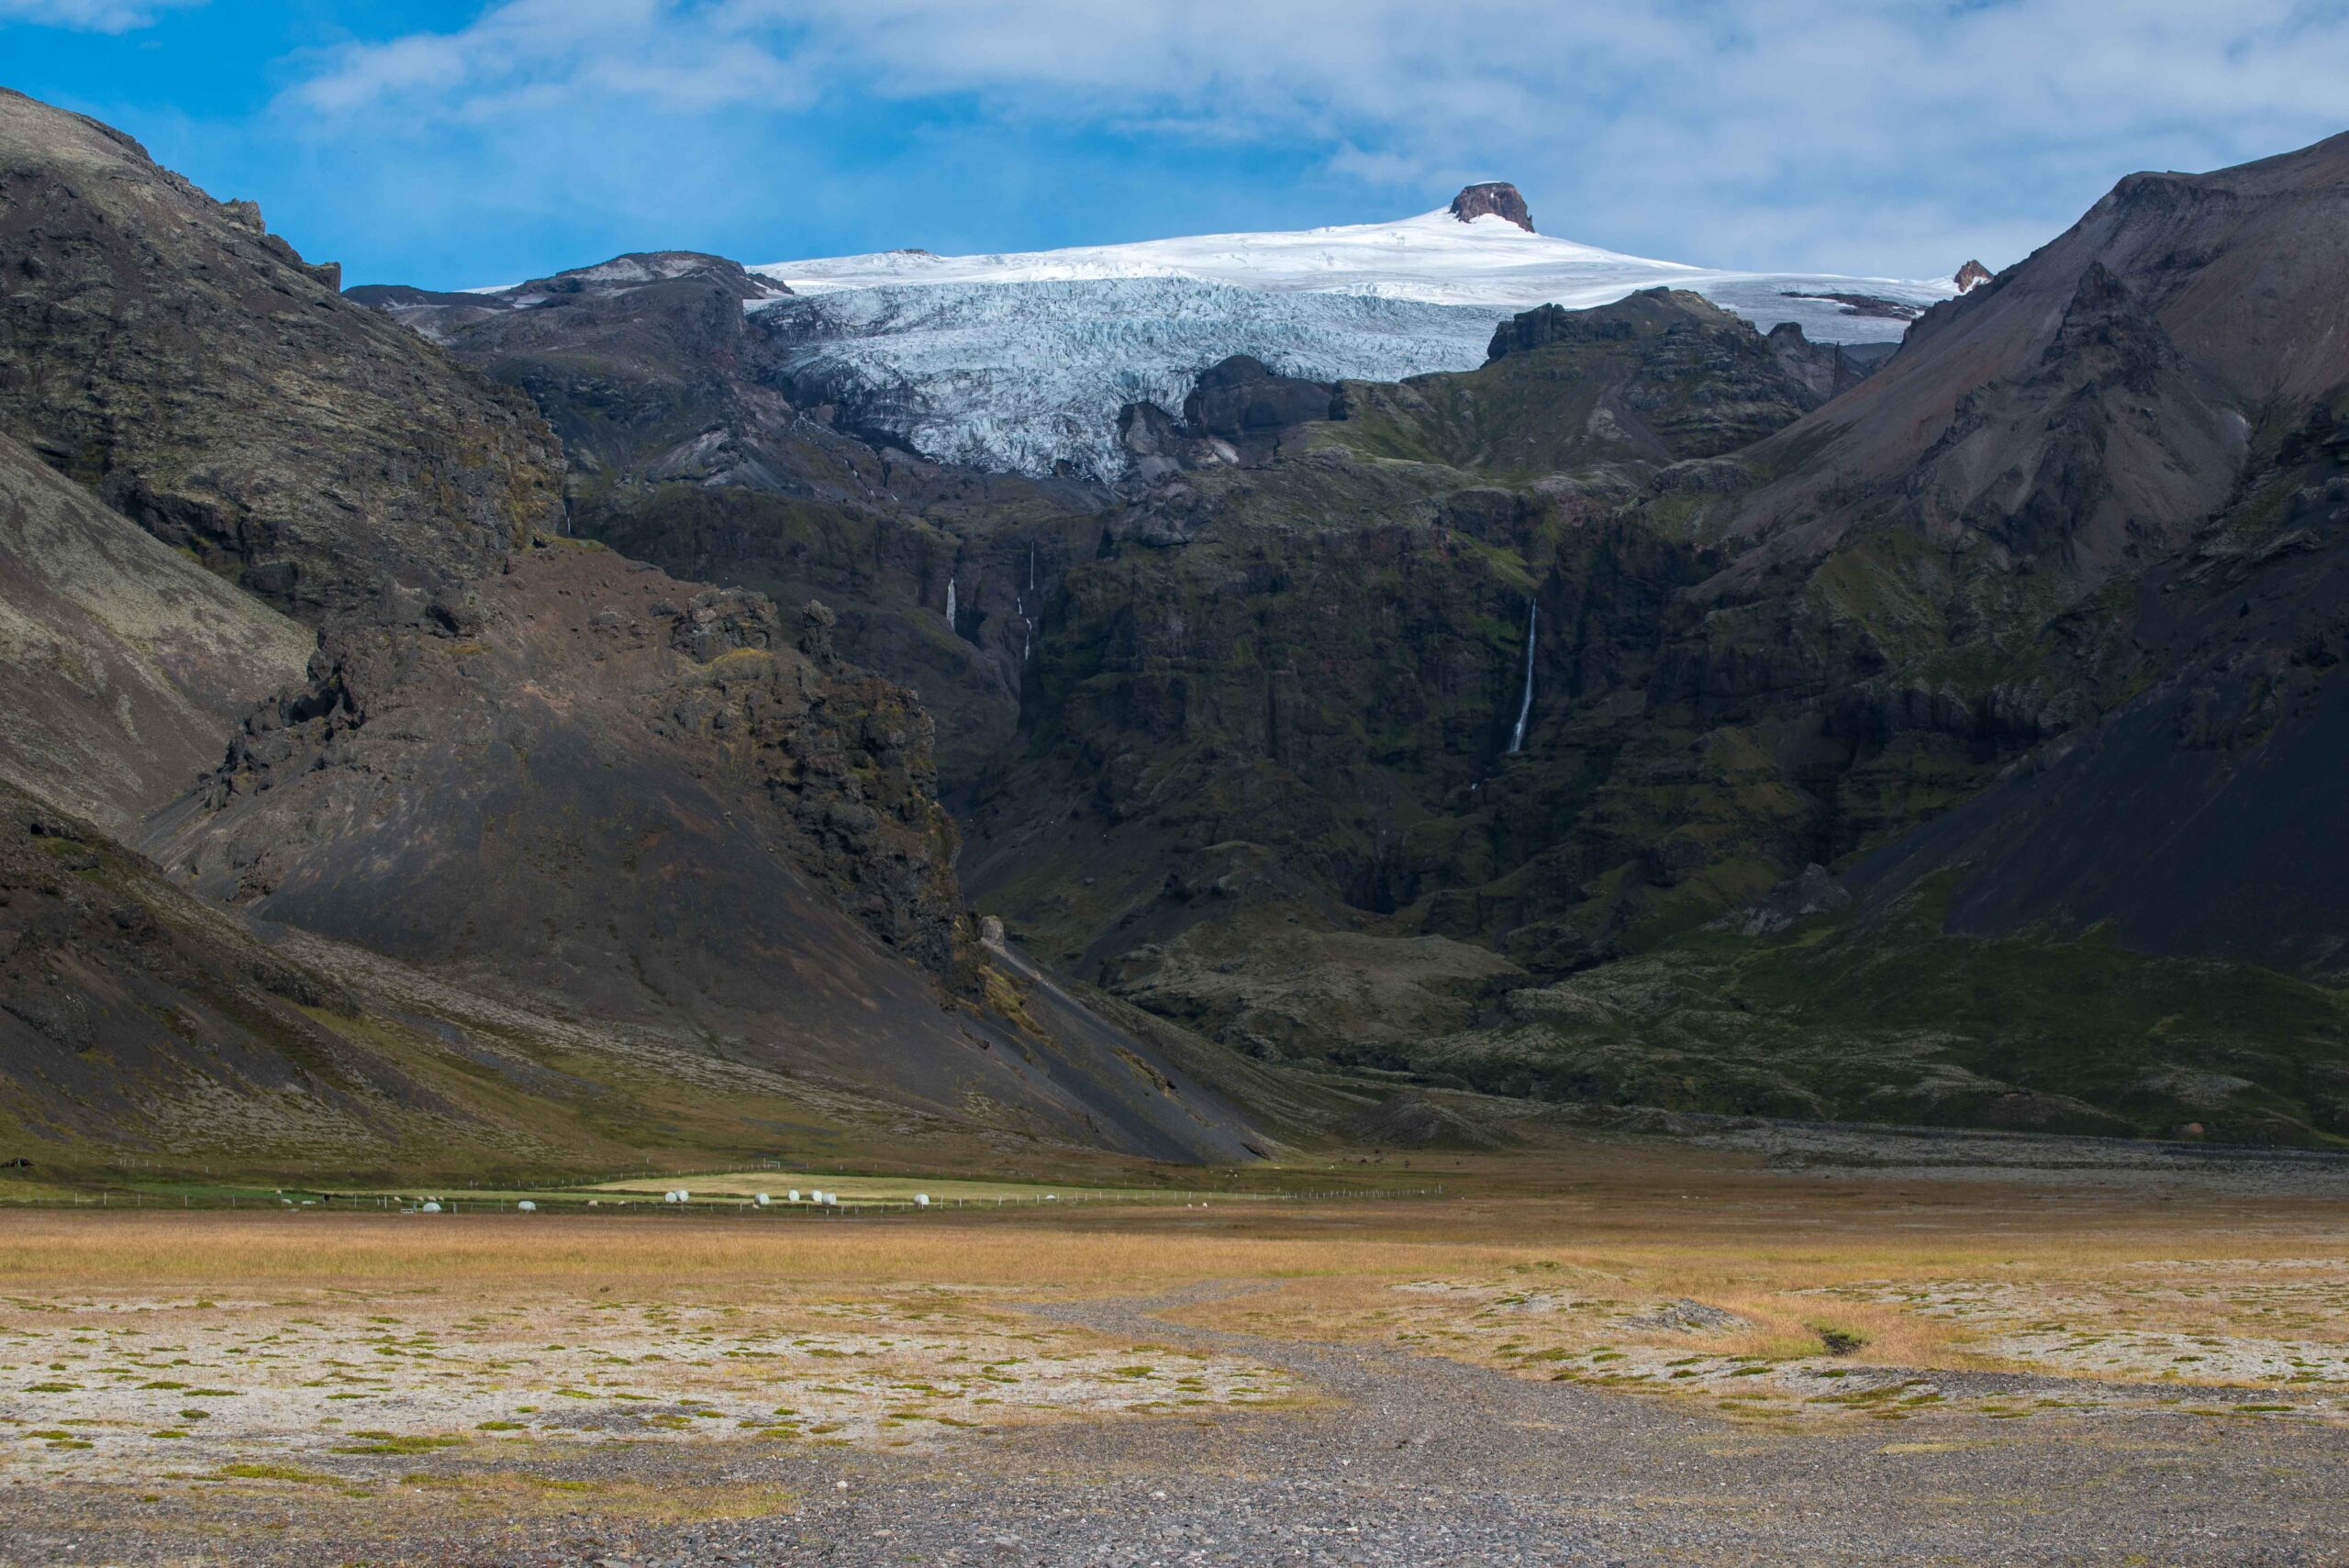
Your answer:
738;185;1958;478
753;186;1951;319
767;201;1720;309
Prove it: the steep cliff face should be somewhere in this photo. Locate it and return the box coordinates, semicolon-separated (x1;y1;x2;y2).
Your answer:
954;295;1809;1027
0;90;564;621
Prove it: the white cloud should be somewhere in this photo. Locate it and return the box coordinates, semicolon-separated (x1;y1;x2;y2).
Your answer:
0;0;204;30
277;0;2349;276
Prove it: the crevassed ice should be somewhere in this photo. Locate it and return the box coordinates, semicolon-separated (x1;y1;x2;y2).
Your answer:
745;208;1956;479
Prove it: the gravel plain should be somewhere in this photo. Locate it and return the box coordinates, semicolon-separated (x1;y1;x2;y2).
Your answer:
6;1277;2345;1567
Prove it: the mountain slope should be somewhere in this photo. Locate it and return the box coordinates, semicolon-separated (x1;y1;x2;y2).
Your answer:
1724;130;2349;593
0;88;1271;1170
0;432;312;832
0;89;564;621
1849;403;2349;981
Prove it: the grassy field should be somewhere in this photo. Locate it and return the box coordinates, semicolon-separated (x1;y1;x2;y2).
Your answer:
583;1169;1330;1204
1;1138;2343;1547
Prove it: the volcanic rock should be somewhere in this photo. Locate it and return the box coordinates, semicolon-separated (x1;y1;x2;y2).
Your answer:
1449;181;1535;232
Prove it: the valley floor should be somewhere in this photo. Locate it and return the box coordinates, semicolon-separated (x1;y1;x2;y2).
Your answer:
1;1137;2344;1565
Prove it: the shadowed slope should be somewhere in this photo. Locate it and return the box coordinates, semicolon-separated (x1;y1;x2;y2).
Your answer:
0;433;312;831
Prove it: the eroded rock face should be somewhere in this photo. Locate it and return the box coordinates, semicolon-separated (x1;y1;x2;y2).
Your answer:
1449;181;1535;232
1955;259;1994;293
0;89;564;622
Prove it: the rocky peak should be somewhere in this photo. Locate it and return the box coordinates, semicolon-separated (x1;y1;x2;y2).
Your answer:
1955;259;1993;293
1486;288;1732;360
522;250;790;305
1449;182;1534;232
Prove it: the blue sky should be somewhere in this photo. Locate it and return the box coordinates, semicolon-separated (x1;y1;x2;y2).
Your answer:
5;1;2345;291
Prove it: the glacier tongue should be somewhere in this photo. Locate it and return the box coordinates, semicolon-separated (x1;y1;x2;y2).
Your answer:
755;277;1505;481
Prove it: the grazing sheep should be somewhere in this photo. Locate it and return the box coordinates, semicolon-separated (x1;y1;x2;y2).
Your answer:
914;1194;930;1207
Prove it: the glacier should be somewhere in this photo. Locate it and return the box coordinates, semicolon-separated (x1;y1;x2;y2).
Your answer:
746;206;1960;479
755;277;1508;480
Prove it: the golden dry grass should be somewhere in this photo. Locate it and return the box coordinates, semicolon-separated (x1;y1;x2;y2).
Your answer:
4;1148;2343;1404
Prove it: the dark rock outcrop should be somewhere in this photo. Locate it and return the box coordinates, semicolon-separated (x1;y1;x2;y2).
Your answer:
1449;182;1534;232
1183;355;1342;443
1764;322;1895;401
1954;259;1993;292
1118;356;1345;478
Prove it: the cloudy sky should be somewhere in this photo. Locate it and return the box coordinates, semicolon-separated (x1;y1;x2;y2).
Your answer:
5;0;2345;289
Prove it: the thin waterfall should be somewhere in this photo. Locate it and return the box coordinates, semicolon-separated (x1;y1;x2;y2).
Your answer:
1506;602;1537;755
944;573;957;630
1028;545;1037;593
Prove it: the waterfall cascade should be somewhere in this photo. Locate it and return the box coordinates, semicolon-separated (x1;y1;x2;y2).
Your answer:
1506;603;1537;755
944;573;957;630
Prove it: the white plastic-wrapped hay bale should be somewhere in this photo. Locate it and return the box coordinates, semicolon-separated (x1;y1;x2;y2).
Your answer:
516;1200;537;1213
754;1193;770;1207
418;1201;441;1214
915;1194;930;1207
